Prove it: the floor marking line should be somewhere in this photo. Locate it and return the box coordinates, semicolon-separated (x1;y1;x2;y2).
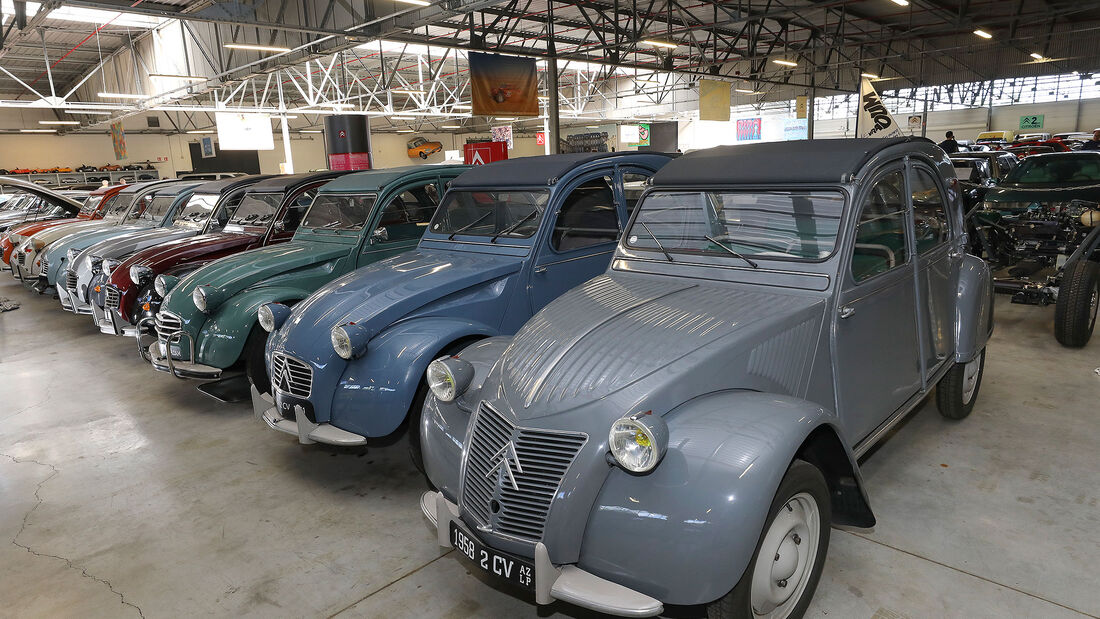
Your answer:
327;549;455;618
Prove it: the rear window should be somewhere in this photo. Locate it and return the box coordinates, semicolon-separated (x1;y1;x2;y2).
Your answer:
1002;155;1100;185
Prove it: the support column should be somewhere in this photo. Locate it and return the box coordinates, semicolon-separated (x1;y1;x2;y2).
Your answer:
546;1;560;154
807;87;815;139
280;115;294;174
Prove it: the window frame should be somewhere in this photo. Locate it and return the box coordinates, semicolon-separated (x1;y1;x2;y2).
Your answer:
547;172;620;254
368;178;442;246
848;165;913;285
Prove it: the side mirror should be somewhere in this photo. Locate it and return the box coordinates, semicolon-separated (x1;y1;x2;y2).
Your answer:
272;220;286;233
370;226;389;244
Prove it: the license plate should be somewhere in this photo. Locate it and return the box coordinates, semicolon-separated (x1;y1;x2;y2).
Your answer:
170;344;181;358
450;521;534;591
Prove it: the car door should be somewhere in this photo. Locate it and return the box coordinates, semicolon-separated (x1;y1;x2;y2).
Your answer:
358;179;441;267
910;162;957;378
527;171;623;313
267;183;322;245
834;165;923;444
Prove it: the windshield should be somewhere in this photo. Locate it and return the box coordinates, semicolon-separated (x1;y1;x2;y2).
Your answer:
127;194;177;224
172;193;219;229
1002;155;1100;185
106;192;140;220
428;190;549;239
952;159;991;184
300;194;376;231
79;195;103;216
627;190;845;261
226;193;281;230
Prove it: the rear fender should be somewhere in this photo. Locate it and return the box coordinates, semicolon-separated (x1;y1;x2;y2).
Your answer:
197;286;309;368
955;253;994;363
329;318;496;437
577;390;873;606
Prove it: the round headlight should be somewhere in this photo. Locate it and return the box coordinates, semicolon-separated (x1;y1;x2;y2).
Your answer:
331;326;353;360
608;411;669;473
426;357;474;403
130;265;152;286
66;247;80;263
258;304;276;332
192;286;208;312
154;274;178;298
103;258;121;276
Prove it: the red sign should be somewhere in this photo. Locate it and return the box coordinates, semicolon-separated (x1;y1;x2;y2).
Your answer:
535;132;546;146
463;142;508;166
328;152;371;170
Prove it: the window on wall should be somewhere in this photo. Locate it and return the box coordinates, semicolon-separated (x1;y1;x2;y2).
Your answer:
852;170;909;282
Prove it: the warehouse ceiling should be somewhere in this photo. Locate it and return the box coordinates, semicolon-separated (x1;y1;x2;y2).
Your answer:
1;0;1099;133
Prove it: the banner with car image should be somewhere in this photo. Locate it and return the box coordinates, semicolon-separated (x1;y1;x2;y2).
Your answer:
469;52;539;118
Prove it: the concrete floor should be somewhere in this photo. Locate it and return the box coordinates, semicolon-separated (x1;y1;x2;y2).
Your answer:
0;275;1097;619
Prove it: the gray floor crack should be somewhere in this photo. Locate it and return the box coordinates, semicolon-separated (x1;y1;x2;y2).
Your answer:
0;453;145;619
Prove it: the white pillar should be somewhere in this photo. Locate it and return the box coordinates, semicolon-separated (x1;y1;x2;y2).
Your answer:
280;114;294;174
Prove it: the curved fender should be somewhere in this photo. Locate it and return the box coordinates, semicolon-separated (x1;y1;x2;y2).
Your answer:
577;390;872;607
329;318;497;438
197;286;310;368
955;253;994;363
421;336;513;501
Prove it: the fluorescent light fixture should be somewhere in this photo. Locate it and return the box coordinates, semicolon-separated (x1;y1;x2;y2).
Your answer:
186;130;215;134
538;96;549;100
39;120;80;125
441;125;461;129
734;88;761;94
586;125;600;128
392;89;425;95
47;6;164;28
224;43;292;53
395;0;430;5
149;74;206;82
773;59;797;67
496;117;516;121
890;0;908;5
396;129;415;133
1030;52;1045;60
64;109;114;115
327;103;355;109
973;29;992;39
20;129;55;133
98;92;147;99
861;72;879;79
300;130;323;133
641;39;678;49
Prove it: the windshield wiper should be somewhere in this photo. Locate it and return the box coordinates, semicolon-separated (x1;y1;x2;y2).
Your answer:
640;221;674;262
448;211;493;240
491;209;538;243
705;235;759;269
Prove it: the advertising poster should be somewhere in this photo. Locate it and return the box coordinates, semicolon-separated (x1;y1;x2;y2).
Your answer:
110;121;127;160
736;118;762;141
469;52;539;118
215;112;275;150
491;124;514;149
699;79;730;122
796;95;808;119
783;118;808;140
856;78;903;139
620;123;650;146
200;136;216;158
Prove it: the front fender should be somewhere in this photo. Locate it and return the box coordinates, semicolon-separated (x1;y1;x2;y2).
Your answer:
422;336;513;501
330;318;497;438
196;286;310;368
955;253;994;363
577;390;869;606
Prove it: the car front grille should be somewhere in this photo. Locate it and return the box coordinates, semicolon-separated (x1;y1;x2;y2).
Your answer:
460;402;587;543
16;252;25;266
270;352;312;398
155;311;182;342
39;255;48;276
66;270;78;292
104;285;120;310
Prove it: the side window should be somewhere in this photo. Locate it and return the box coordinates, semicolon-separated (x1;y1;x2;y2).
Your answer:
852;170;909;283
214;192;246;229
622;172;651;214
910;167;949;253
373;181;440;243
551;175;618;251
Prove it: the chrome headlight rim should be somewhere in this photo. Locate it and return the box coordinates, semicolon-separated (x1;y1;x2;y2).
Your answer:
608;411;669;474
192;286;208;312
66;247;80;264
154;274;178;298
426;356;474;403
331;325;354;360
103;258;121;276
129;265;153;286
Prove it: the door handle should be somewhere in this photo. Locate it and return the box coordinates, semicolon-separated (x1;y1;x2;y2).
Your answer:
838;305;856;319
534;265;547;273
948;249;964;259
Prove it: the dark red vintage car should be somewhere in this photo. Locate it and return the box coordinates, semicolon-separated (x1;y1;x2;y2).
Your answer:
93;171;349;335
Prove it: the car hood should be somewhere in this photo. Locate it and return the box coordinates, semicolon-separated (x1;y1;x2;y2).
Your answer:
29;219;124;245
125;231;257;273
488;272;826;420
984;184;1100;205
274;249;522;354
76;226;197;265
9;218;78;238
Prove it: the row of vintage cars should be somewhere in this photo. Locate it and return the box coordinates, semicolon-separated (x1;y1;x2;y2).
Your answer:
1;136;1094;617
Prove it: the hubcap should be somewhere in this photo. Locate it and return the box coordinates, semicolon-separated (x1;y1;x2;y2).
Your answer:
961;350;983;405
750;492;820;618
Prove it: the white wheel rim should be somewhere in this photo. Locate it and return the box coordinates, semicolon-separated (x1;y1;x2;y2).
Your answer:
961;350;983;405
749;492;820;618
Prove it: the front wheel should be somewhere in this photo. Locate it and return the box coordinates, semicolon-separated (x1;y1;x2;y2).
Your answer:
244;326;271;394
707;460;830;619
935;348;985;420
1054;260;1099;348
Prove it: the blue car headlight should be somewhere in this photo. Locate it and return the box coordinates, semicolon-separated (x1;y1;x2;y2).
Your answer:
331;323;370;360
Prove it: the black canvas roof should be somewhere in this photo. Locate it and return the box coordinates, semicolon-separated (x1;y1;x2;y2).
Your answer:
653;137;934;186
244;170;349;194
192;174;274;196
450;152;673;188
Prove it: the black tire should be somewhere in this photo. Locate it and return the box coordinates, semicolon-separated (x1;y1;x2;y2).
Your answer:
1054;260;1099;348
419;151;428;159
707;460;831;619
935;349;985;420
244;326;271;394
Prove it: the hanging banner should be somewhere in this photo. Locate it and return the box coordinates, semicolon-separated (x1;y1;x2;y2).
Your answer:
469;52;539;118
795;95;808;119
216;112;274;150
110;122;127;160
736;118;762;141
698;79;730;122
491;124;514;149
857;78;903;139
200;136;216;158
784;118;808;140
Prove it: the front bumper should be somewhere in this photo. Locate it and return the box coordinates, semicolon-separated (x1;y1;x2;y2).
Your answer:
255;388;368;446
91;302;136;336
420;491;663;618
57;283;92;315
147;339;223;380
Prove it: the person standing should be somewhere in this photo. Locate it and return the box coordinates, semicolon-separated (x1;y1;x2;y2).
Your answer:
1079;129;1100;150
938;131;960;154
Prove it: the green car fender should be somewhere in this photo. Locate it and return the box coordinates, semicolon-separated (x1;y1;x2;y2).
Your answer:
196;286;311;368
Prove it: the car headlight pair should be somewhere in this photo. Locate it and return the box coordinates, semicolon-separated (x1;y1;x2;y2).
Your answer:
258;303;292;333
154;274;178;298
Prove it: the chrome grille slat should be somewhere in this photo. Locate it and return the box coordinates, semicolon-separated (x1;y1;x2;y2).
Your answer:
39;256;48;276
155;311;183;343
270;351;312;398
459;402;587;543
65;270;78;292
104;285;120;310
16;252;25;266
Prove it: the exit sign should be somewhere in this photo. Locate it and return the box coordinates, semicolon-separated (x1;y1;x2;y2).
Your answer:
1019;114;1044;129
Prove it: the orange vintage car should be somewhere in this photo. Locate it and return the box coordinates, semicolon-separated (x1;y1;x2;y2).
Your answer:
407;136;443;159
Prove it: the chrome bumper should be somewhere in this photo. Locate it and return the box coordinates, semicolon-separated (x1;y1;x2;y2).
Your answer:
147;339;223;380
420;491;663;618
91;302;135;336
257;391;368;446
60;285;92;315
56;283;75;311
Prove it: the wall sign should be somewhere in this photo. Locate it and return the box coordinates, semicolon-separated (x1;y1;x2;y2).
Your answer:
736;118;762;141
200;136;216;158
535;132;546;145
1019;115;1044;129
